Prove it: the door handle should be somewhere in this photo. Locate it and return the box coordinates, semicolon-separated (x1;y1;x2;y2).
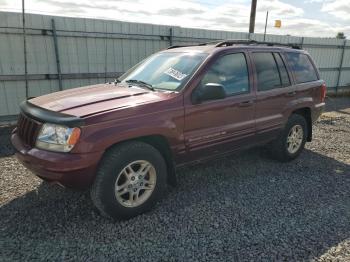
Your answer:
286;91;296;97
238;100;254;107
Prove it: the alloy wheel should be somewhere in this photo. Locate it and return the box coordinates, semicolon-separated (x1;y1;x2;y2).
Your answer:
114;160;156;207
286;124;303;154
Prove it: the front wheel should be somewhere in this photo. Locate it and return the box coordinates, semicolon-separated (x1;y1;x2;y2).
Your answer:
91;141;167;220
268;114;307;162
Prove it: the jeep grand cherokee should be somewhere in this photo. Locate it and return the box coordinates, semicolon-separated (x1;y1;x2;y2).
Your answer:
12;40;326;219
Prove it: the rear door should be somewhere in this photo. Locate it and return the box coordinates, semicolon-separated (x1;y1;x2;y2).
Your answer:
283;52;322;104
183;52;256;161
251;51;295;141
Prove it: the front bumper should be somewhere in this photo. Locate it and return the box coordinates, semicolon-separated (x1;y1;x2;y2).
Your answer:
11;132;103;189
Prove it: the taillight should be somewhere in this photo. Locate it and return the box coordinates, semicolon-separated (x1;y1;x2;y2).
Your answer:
320;83;326;102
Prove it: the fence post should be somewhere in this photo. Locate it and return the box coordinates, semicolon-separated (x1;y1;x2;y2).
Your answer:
169;27;173;46
51;19;63;91
300;36;304;49
335;39;346;95
22;0;29;98
104;22;108;83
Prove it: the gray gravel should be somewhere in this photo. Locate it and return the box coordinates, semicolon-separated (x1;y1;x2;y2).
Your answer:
0;126;14;157
1;97;350;261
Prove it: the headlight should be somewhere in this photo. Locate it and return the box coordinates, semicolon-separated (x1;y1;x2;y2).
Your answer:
36;123;81;152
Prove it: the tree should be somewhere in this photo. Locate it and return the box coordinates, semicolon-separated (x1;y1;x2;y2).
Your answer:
336;32;346;39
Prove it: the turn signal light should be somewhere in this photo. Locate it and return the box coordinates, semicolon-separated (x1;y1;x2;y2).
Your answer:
67;128;81;145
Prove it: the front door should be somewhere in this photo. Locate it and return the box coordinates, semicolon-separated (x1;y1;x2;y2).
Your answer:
183;52;256;162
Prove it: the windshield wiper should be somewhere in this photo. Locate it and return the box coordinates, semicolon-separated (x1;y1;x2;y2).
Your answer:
125;79;154;91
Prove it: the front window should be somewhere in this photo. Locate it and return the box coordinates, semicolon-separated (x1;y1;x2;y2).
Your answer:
199;53;249;95
119;52;207;91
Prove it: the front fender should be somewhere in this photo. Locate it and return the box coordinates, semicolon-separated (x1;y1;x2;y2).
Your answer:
72;108;185;157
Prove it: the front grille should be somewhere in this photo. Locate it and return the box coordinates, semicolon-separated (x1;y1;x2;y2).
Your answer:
17;114;41;147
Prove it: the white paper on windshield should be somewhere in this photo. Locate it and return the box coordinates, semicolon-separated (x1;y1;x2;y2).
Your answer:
164;68;187;81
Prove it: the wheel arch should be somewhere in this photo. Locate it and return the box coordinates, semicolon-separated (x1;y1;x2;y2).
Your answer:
104;134;177;186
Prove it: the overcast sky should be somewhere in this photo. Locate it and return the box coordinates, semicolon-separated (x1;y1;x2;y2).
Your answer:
0;0;349;38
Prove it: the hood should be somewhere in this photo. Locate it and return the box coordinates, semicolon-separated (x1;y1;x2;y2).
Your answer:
29;84;171;117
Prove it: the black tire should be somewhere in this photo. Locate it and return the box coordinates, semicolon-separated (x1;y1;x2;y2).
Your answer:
91;141;167;220
268;114;307;162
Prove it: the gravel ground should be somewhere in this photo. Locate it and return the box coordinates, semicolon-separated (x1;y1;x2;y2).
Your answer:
1;97;349;261
0;126;14;157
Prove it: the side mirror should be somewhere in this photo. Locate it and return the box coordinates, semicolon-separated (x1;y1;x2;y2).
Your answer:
192;83;226;104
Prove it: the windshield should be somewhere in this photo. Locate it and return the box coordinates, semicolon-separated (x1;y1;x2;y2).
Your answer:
119;52;208;91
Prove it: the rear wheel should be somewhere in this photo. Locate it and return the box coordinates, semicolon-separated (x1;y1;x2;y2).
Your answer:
91;141;167;220
268;114;307;162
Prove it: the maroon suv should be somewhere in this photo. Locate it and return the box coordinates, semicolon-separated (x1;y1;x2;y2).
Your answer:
12;40;326;219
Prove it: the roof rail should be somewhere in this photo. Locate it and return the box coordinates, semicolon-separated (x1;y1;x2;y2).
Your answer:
215;39;258;47
167;45;194;49
167;45;179;49
256;41;301;49
215;39;301;49
167;39;302;50
167;41;218;49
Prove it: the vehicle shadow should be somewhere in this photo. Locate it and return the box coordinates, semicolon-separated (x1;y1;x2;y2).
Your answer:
1;148;349;261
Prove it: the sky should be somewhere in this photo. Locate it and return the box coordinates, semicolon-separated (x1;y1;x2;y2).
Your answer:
0;0;349;38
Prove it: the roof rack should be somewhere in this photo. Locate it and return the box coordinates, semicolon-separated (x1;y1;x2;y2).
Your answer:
167;41;213;49
167;44;193;49
214;39;257;47
167;39;302;50
215;39;301;49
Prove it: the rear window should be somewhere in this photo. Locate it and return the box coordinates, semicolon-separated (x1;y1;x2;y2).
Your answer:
285;52;318;84
252;52;281;91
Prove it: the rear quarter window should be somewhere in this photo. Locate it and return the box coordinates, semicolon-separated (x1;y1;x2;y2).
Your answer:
285;52;318;84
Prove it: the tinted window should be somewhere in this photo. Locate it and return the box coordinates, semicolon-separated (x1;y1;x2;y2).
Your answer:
285;52;318;83
273;53;290;87
252;52;281;91
201;53;249;95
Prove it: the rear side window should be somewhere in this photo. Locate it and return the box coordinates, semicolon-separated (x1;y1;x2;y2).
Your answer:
252;52;281;91
273;53;290;87
200;53;249;95
285;52;318;83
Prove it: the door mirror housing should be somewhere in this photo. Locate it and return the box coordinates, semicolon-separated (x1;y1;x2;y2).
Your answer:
192;83;226;104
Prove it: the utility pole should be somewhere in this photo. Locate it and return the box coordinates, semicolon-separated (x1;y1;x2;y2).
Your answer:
22;0;29;98
249;0;257;33
263;11;269;41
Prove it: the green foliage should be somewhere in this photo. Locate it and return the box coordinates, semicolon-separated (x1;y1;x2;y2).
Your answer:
336;32;346;39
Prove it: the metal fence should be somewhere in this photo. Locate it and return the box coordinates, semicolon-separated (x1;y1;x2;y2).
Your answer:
0;11;349;123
